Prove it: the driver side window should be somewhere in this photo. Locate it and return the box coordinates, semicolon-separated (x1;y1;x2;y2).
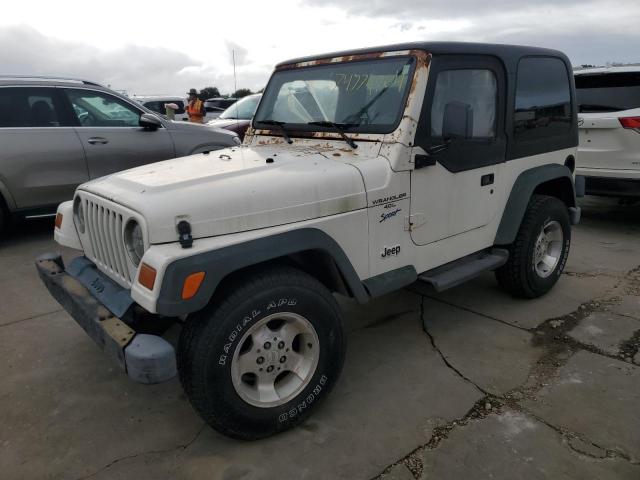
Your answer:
65;89;141;127
430;69;497;138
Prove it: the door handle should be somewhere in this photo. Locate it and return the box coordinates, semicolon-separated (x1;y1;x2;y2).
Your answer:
414;154;436;169
481;173;494;186
87;137;108;145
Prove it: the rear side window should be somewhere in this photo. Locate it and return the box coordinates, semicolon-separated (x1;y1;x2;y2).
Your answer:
172;100;185;114
0;87;66;128
575;72;640;112
143;101;164;114
144;100;185;115
514;57;572;141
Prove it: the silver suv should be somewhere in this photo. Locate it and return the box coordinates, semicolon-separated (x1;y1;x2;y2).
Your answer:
0;76;240;233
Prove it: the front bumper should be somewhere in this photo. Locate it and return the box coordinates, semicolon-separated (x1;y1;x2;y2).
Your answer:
36;253;176;384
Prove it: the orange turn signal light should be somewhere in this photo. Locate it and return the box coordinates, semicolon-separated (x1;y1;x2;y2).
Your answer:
55;213;63;229
138;263;157;291
182;271;205;300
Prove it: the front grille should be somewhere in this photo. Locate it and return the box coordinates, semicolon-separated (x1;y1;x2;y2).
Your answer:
83;198;132;285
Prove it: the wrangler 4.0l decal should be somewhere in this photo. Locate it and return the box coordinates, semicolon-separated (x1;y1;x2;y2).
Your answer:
372;192;407;206
379;208;402;223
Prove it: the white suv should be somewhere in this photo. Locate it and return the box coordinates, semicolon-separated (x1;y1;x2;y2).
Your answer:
38;42;580;440
575;66;640;197
133;96;190;121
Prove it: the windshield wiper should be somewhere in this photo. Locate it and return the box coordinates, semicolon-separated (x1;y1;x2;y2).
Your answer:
257;119;293;144
307;121;358;149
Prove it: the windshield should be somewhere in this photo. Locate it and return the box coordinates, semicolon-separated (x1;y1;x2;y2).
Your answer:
576;72;640;112
219;95;261;119
254;56;415;134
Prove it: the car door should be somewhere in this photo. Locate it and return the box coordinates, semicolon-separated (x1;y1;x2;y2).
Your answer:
63;88;175;179
0;86;88;210
410;56;507;245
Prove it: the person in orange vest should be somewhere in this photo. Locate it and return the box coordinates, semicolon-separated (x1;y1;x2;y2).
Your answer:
186;88;206;123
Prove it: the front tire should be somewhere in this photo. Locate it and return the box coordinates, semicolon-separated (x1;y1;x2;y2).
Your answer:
177;264;345;439
495;195;571;298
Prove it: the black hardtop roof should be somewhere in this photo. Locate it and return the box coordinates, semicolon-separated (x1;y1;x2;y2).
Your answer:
277;41;571;71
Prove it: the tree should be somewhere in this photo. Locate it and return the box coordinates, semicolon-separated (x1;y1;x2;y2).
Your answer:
233;88;253;98
199;86;220;100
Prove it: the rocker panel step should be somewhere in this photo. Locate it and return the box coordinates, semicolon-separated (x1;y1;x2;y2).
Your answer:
418;248;509;292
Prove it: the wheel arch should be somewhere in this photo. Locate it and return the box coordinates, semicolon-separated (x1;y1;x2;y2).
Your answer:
495;164;576;246
532;176;575;209
156;228;370;317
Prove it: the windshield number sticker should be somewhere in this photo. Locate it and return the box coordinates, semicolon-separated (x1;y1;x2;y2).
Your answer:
334;73;370;91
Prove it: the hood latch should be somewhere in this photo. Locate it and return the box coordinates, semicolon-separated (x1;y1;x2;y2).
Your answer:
177;221;193;249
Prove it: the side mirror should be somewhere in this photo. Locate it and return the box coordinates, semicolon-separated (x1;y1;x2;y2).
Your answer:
442;101;473;140
139;113;162;130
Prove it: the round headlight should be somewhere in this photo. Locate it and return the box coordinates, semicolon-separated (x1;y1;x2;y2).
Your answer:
124;220;145;266
73;196;85;234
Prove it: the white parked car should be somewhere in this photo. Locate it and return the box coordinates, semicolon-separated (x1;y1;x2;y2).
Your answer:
133;96;188;121
575;66;640;197
38;42;580;440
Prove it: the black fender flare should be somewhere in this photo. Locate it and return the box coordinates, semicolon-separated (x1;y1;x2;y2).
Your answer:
494;164;576;245
156;228;370;316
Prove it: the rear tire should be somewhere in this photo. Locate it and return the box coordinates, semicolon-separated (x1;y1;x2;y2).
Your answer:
177;264;345;440
495;195;571;298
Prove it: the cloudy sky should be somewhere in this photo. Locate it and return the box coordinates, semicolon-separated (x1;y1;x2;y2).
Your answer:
1;0;639;96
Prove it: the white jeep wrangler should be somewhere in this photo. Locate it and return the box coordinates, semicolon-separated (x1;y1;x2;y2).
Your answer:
38;42;580;440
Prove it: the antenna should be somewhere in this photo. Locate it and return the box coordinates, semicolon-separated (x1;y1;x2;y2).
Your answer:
232;49;238;96
232;49;240;134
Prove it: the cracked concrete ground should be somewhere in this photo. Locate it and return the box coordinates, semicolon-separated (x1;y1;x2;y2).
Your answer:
1;197;639;480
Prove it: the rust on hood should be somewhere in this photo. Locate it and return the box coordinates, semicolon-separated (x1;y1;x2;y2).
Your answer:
252;129;380;144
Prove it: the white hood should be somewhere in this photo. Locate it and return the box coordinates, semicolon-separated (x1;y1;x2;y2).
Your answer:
80;144;367;244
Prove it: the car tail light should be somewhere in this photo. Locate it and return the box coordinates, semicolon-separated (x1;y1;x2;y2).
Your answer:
618;116;640;131
55;213;63;229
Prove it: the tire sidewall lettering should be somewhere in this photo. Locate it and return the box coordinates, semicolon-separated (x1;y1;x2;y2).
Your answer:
215;294;331;422
181;268;345;439
555;238;570;277
217;300;296;366
277;374;328;423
